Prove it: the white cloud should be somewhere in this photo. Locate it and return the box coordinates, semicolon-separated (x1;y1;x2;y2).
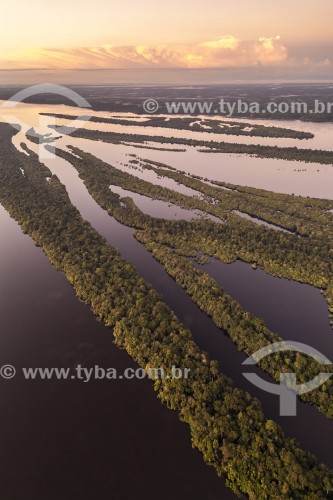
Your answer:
0;36;289;70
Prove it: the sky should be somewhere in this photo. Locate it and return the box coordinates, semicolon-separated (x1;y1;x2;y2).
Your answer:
1;0;333;84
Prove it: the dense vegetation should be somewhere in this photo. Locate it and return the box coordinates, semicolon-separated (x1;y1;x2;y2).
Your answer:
1;123;333;497
42;113;314;139
140;158;333;244
51;125;333;165
57;146;333;313
52;145;333;419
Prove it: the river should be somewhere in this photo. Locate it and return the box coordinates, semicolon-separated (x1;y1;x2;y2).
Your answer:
1;102;333;497
0;203;234;500
12;135;333;470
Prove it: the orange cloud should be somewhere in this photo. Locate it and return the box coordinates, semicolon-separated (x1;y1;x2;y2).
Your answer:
1;36;289;70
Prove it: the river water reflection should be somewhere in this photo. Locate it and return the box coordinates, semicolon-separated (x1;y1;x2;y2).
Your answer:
1;102;333;496
0;204;234;500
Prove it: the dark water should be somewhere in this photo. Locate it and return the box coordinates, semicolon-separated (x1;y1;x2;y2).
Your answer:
0;204;233;500
196;258;333;361
32;147;333;469
2;137;333;499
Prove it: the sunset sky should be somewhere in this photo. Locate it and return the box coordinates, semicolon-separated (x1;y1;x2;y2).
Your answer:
1;0;333;83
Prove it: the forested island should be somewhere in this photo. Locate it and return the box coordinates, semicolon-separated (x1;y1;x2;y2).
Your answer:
52;145;333;420
49;124;333;165
42;113;314;139
1;122;333;498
